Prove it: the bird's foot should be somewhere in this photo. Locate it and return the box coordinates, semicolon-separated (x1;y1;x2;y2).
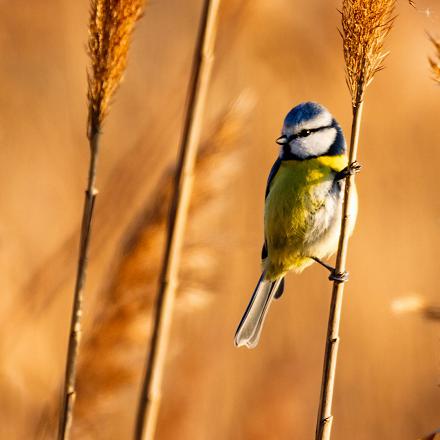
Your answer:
336;161;362;181
311;257;349;283
329;270;349;283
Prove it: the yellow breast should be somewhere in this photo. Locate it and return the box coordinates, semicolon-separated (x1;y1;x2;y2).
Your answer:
264;155;347;280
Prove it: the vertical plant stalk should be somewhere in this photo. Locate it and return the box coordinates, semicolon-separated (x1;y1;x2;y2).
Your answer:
134;1;221;439
57;129;100;440
315;101;363;440
57;1;145;438
315;1;395;439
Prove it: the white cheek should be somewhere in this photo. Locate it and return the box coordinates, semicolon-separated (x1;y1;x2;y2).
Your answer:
292;128;337;158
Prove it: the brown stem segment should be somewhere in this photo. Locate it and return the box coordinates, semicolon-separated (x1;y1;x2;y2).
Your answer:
57;128;100;440
315;101;364;440
134;1;221;439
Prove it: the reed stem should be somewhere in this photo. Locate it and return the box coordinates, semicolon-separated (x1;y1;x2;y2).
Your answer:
315;101;363;440
57;127;100;440
134;1;220;439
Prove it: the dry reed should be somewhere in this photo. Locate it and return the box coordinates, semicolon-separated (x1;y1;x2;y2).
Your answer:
341;0;395;106
33;97;250;439
391;295;440;321
420;431;440;440
428;34;440;83
72;101;248;439
315;1;395;439
134;1;221;439
58;1;145;438
87;0;145;132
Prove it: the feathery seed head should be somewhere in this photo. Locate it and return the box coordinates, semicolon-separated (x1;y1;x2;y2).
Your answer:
428;34;440;84
341;0;395;106
87;0;145;137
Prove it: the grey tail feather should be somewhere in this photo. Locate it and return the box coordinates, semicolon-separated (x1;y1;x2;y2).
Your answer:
234;272;283;349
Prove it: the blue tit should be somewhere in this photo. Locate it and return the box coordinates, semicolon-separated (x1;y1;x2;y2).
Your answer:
234;102;358;349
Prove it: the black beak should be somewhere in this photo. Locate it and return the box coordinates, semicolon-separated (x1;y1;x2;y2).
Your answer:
276;135;288;145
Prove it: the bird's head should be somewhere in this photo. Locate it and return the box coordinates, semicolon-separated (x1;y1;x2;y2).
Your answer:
276;102;345;160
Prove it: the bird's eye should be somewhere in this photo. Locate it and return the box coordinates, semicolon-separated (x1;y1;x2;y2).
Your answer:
299;129;311;137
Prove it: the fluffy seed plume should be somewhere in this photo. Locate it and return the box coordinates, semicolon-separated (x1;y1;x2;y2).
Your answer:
391;295;440;321
428;34;440;83
31;97;252;439
88;0;145;135
419;430;440;440
341;0;396;106
72;99;250;438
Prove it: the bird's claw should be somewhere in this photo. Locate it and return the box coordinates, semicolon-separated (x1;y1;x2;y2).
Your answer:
349;160;362;174
329;270;349;283
336;161;362;180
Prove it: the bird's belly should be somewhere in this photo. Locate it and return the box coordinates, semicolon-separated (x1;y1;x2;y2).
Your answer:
303;182;342;255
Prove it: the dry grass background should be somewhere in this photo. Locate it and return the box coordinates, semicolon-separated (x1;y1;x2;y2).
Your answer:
0;0;439;439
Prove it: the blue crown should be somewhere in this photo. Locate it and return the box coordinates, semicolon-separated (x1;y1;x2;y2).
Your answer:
284;102;328;127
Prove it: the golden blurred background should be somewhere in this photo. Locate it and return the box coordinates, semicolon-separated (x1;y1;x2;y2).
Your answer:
0;0;439;439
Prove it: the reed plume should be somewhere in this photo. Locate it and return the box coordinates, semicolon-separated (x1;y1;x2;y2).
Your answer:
88;0;145;132
33;96;250;439
391;295;440;321
72;100;248;439
134;1;221;439
315;1;395;439
58;1;145;439
428;34;440;83
341;0;395;106
420;430;440;440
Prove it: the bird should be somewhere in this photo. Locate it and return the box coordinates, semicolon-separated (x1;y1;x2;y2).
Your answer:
234;101;359;349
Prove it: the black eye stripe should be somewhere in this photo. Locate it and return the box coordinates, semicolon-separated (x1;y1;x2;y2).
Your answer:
286;124;333;142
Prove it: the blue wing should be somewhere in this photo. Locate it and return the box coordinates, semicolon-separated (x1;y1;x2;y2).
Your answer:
261;157;282;261
261;157;284;299
264;157;282;199
261;158;285;298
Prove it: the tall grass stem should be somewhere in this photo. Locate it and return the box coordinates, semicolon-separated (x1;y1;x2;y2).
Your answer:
57;128;100;440
57;0;145;436
315;101;363;440
134;1;221;439
315;1;395;436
